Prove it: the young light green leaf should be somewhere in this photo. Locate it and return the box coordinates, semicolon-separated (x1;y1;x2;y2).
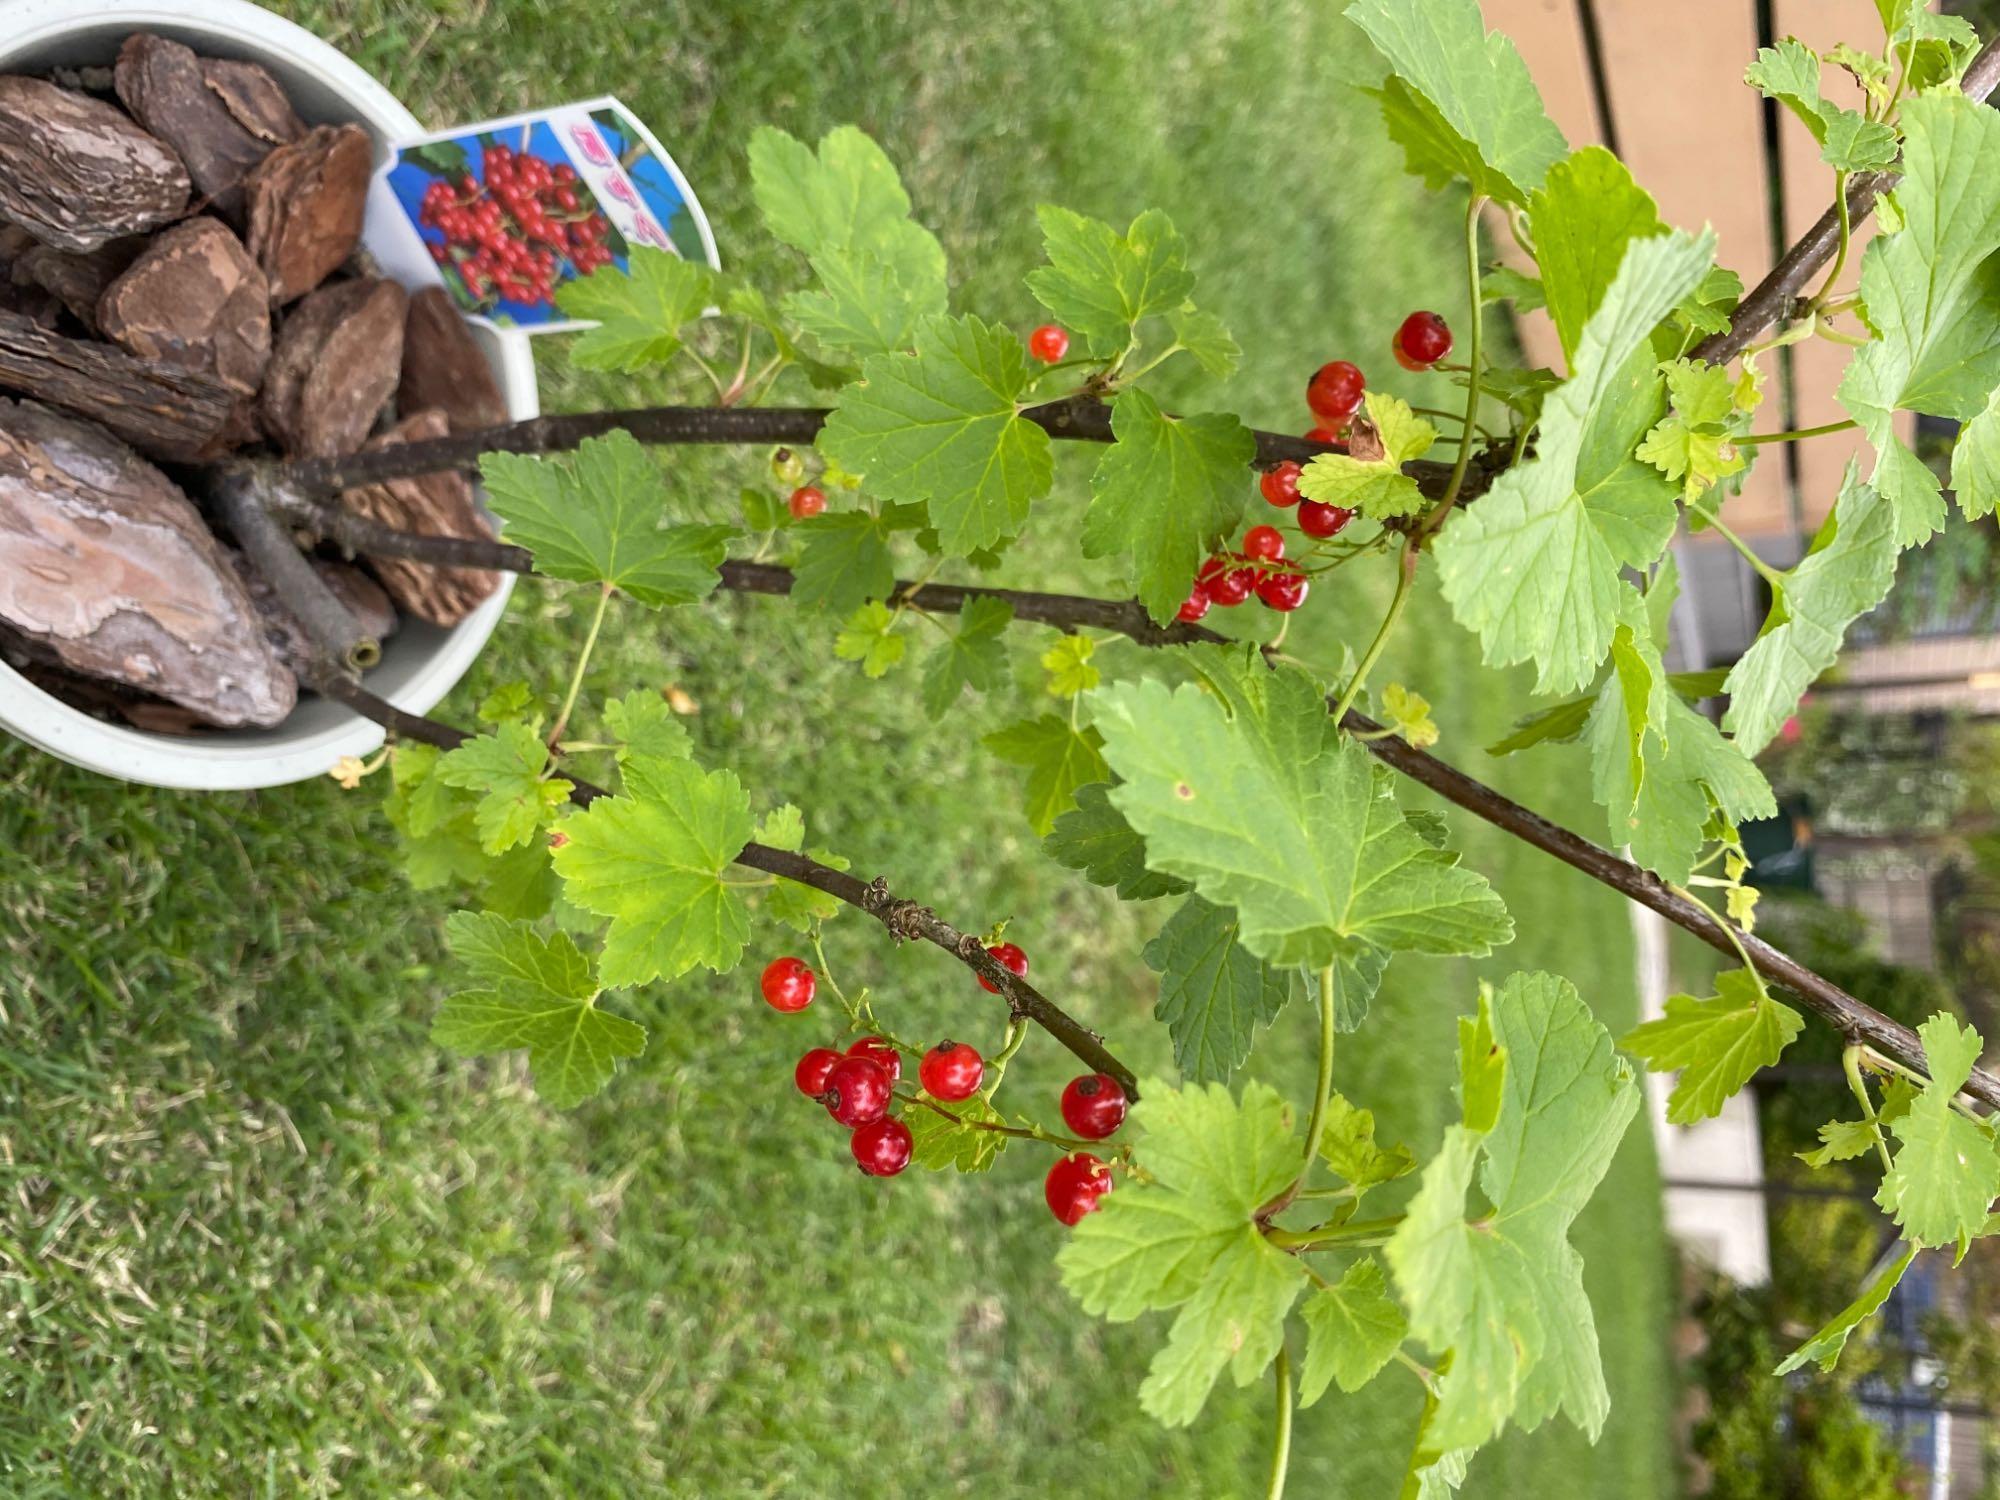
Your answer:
1084;389;1255;623
1774;1245;1920;1375
833;600;907;678
1299;1257;1408;1405
1638;357;1748;499
480;432;733;605
432;912;645;1108
551;754;756;988
477;680;536;724
1144;895;1292;1084
920;595;1013;716
906;1094;1007;1173
1380;681;1439;748
1840;93;2000;544
436;723;573;855
383;743;486;889
1877;1013;2000;1250
1057;1080;1305;1427
1168;303;1241;378
1387;973;1640;1451
748;124;938;264
602;690;692;762
820;313;1053;555
1435;231;1713;694
1093;670;1512;968
1723;463;1898;754
554;248;718;371
1745;40;1898;173
752;804;849;932
1802;1076;1916;1168
1043;781;1191;902
1349;0;1567;206
1622;968;1804;1125
1041;633;1100;698
1317;1093;1416;1198
1527;146;1666;366
1025;205;1195;352
1297;391;1434;519
982;715;1108;836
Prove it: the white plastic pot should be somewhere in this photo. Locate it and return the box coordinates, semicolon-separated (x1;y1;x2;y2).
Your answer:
0;0;534;789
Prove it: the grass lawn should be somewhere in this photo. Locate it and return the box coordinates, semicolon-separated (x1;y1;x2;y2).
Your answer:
0;1;1675;1493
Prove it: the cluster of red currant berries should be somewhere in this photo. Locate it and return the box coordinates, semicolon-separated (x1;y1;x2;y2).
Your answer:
418;143;617;308
759;945;1128;1223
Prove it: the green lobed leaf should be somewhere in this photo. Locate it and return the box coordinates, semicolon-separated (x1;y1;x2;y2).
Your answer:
1774;1245;1920;1375
1169;303;1242;378
1876;1013;2000;1251
920;595;1013;716
1083;389;1255;624
602;690;693;762
905;1095;1007;1173
1057;1080;1305;1428
1527;146;1666;366
820;313;1053;556
751;803;848;932
436;723;573;855
1387;972;1640;1452
1143;895;1292;1084
1637;358;1751;500
554;248;718;371
982;715;1108;837
1043;781;1191;902
1041;633;1100;698
1745;40;1898;173
1317;1092;1416;1200
1800;1076;1914;1169
1434;230;1713;694
1093;662;1512;969
1025;204;1196;352
480;432;733;606
1840;93;2000;544
1297;392;1435;519
1723;462;1898;754
1622;968;1804;1125
788;503;927;615
1299;1257;1409;1405
432;912;645;1108
383;743;487;890
552;754;756;988
1348;0;1567;207
833;600;908;678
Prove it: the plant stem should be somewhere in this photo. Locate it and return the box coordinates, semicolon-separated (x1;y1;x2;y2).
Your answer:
1844;1044;1896;1174
811;928;862;1025
546;581;614;751
1266;1347;1295;1500
1264;1214;1406;1252
981;1018;1030;1098
1808;171;1852;309
1737;418;1859;447
1329;542;1417;726
897;1090;1091;1152
1687;503;1785;591
1263;963;1338;1219
1414;195;1488;546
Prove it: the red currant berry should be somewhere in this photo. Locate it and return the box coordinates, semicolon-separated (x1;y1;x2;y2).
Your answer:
1305;426;1348;448
1243;525;1285;561
919;1040;984;1102
1028;324;1070;363
788;484;827;519
1060;1074;1129;1140
1176;585;1211;624
978;942;1029;994
795;1046;842;1097
1257;570;1310;612
760;956;816;1012
1206;566;1254;607
1297;499;1354;539
1045;1152;1113;1225
846;1035;903;1086
1306;360;1365;423
851;1115;914;1176
1395;309;1453;368
1259;461;1301;508
821;1055;892;1126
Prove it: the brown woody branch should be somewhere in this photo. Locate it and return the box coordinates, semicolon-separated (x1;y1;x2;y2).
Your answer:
314;676;1139;1099
1692;33;2000;366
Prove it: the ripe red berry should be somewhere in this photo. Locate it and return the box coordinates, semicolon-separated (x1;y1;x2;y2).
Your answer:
978;942;1029;994
846;1035;903;1086
1045;1152;1114;1225
1243;525;1285;561
760;956;816;1012
1060;1074;1130;1140
1206;566;1254;607
1028;323;1069;362
1395;310;1453;368
851;1115;914;1176
1259;461;1301;508
788;484;826;519
1306;360;1365;423
1297;499;1354;540
1176;586;1211;624
795;1046;842;1097
1257;570;1310;612
919;1040;984;1101
821;1055;892;1126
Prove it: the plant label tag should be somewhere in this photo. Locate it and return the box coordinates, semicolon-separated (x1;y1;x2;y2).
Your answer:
364;97;719;334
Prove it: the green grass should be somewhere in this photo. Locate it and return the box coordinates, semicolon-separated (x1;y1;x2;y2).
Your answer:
0;1;1674;1493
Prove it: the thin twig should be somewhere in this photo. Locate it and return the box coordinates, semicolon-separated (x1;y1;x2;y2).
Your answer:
211;472;378;673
